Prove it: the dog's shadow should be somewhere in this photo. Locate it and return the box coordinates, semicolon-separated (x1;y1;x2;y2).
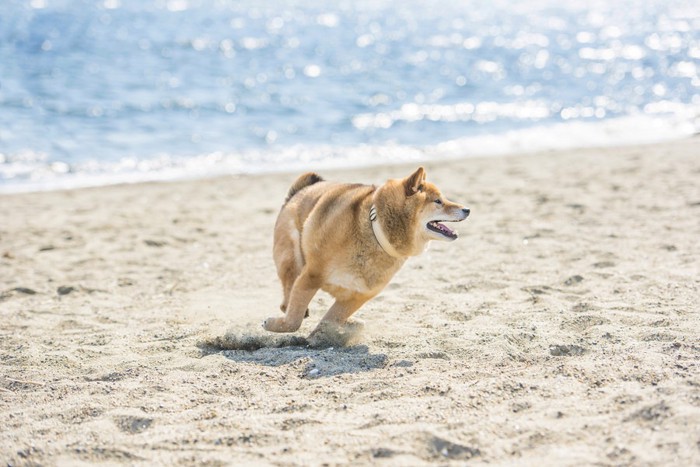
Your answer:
197;326;387;378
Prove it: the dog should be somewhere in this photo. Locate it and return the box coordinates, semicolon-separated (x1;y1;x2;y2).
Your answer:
264;167;469;335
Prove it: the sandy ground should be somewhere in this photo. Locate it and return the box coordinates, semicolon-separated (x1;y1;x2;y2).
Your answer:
1;139;699;466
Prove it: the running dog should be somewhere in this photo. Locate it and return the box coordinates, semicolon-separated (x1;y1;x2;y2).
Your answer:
264;167;469;335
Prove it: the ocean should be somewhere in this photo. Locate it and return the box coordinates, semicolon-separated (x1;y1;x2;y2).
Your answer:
0;0;698;192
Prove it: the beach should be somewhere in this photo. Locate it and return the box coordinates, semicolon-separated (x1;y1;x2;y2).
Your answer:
1;139;699;465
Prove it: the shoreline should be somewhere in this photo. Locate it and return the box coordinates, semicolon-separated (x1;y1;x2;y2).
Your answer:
2;112;697;195
1;138;699;465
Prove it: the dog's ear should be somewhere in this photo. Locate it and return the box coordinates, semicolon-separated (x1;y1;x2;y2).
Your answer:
403;166;426;197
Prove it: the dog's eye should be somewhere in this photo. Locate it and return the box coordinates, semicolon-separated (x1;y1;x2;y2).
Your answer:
434;199;443;205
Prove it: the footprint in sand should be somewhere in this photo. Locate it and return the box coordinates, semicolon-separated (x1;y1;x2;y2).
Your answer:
114;416;154;434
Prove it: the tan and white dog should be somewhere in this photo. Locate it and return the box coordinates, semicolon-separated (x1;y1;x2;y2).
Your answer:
264;167;469;335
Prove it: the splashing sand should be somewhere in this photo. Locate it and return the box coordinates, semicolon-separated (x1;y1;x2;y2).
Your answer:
199;320;365;352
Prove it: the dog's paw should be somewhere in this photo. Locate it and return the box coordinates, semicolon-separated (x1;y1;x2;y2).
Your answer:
263;316;291;332
263;314;305;333
262;318;280;332
307;319;365;348
343;318;365;333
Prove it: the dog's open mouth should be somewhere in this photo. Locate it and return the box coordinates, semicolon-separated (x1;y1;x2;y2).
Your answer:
427;220;458;240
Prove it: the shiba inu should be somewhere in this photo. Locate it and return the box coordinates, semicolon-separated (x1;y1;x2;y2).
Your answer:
264;167;469;335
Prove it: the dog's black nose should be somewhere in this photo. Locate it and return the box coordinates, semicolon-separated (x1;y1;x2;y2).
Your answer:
462;208;470;217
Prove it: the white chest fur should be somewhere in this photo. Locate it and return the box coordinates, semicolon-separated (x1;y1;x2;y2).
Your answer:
325;269;370;294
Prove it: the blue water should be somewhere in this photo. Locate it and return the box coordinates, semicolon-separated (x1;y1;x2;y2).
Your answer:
1;0;699;191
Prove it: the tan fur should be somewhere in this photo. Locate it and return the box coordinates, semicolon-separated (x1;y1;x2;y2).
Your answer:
265;167;469;335
284;172;324;203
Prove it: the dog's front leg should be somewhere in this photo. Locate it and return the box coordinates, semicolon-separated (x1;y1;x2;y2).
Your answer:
313;295;371;331
264;269;319;333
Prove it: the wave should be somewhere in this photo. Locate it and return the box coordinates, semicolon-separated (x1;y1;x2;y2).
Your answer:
1;110;697;194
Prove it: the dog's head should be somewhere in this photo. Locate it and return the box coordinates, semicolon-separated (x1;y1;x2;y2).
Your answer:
375;167;469;256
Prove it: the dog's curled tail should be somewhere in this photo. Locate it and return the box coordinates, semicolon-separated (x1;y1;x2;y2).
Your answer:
285;172;323;203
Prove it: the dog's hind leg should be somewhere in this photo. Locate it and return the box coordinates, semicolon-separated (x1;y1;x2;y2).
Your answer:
277;258;299;313
273;215;307;315
275;239;310;318
264;268;319;333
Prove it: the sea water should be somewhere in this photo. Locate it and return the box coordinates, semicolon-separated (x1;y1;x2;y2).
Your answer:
0;0;698;192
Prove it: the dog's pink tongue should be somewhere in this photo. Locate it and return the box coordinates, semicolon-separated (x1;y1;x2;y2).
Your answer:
433;221;454;235
439;223;454;235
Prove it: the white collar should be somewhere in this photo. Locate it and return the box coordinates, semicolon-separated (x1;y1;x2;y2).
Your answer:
369;205;403;258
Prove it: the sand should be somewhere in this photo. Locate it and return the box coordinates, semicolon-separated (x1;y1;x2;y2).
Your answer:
1;138;699;466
